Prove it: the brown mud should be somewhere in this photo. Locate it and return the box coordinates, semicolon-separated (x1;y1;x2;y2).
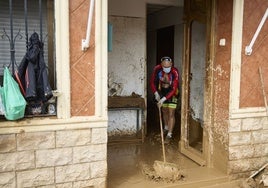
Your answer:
107;132;198;188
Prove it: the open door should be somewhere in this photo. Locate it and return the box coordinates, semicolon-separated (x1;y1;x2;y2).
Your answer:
179;0;213;166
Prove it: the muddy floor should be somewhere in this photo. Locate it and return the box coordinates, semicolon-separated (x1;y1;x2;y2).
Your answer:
107;131;246;188
107;103;243;188
107;105;262;188
107;132;198;188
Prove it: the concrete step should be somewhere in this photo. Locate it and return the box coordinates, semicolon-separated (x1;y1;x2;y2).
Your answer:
201;180;242;188
161;167;229;188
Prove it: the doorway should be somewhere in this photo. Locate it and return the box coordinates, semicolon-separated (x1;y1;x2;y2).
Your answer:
146;5;183;140
179;0;213;166
147;25;179;136
157;26;174;63
108;1;227;187
146;0;213;167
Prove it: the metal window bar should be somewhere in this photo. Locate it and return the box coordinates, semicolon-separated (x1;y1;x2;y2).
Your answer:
1;0;44;75
0;0;56;116
24;0;28;51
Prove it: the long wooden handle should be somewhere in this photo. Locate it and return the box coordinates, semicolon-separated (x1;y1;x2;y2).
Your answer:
248;163;268;180
258;67;268;116
158;106;166;163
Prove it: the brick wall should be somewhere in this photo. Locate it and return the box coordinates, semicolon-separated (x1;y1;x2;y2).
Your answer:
0;127;107;187
228;117;268;179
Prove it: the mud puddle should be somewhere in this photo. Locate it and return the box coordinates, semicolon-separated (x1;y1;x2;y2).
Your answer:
107;133;198;188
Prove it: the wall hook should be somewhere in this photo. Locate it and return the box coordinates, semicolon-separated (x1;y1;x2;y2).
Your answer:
81;0;95;51
245;8;268;55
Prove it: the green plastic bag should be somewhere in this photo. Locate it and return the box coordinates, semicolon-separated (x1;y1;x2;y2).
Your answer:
0;87;5;115
2;67;26;120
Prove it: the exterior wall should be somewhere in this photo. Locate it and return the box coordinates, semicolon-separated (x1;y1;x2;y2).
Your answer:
212;0;233;172
0;1;108;188
214;0;268;178
240;1;268;108
228;117;268;179
0;126;107;187
70;0;95;116
228;0;268;178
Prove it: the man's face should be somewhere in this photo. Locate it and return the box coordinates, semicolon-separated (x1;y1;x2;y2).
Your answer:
161;60;172;73
161;60;172;68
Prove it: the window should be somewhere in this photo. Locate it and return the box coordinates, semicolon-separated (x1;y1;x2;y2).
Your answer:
0;0;56;117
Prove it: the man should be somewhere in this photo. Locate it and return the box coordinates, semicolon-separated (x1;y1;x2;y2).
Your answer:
150;56;179;144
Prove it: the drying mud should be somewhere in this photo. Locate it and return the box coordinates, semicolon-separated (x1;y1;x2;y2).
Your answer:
107;132;250;188
107;132;196;188
241;165;268;188
142;160;184;183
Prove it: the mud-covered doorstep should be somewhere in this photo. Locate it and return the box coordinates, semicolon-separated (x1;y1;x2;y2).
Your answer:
107;132;230;188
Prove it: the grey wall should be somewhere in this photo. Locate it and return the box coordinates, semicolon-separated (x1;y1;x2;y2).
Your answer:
108;16;146;97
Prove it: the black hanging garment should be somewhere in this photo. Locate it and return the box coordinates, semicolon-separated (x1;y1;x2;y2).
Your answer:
16;32;53;103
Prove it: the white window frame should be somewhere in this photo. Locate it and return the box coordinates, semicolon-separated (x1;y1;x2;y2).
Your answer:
49;0;108;120
0;0;108;130
55;0;70;119
230;0;267;119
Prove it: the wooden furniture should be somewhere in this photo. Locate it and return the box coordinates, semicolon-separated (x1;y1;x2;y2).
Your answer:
108;96;145;142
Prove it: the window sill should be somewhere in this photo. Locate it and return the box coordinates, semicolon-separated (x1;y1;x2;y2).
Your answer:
0;115;108;134
230;107;267;119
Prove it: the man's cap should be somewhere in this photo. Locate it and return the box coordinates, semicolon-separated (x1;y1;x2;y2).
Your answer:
161;56;172;62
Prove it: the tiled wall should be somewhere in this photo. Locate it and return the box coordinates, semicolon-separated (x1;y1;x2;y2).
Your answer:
240;0;268;107
69;0;95;116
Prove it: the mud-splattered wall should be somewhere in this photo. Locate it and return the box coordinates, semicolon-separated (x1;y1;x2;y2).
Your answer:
108;16;146;97
108;15;146;136
213;0;233;172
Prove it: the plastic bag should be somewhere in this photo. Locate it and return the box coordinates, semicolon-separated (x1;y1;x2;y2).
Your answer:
2;67;26;120
0;87;5;115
